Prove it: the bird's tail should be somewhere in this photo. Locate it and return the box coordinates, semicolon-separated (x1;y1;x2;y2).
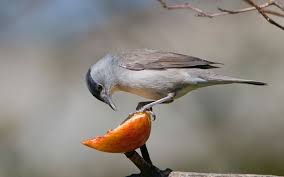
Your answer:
201;75;267;86
226;79;267;86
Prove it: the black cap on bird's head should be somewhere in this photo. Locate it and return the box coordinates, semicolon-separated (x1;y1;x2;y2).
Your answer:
86;68;117;111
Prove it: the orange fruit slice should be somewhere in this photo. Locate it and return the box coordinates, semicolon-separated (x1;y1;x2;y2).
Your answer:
82;112;152;153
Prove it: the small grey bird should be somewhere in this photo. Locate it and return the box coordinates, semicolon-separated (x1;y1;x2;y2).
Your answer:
86;49;266;112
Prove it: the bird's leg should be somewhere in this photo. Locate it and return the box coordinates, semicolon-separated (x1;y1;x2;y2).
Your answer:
136;101;156;120
127;93;175;122
121;101;155;125
138;93;175;112
136;101;154;111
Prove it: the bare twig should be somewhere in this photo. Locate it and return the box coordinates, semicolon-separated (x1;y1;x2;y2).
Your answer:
274;0;284;11
216;2;272;16
243;0;284;30
156;0;284;30
157;0;212;17
264;9;284;17
216;7;284;17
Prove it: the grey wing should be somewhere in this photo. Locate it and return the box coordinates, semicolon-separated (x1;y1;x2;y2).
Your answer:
118;49;222;71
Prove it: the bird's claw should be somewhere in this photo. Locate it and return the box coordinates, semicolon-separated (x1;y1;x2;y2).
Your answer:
127;110;156;121
128;109;143;117
138;106;156;121
148;111;156;121
121;105;156;125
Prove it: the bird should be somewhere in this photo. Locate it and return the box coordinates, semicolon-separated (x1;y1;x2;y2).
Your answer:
86;49;266;112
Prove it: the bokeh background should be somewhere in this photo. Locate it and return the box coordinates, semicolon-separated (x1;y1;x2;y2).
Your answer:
0;1;284;177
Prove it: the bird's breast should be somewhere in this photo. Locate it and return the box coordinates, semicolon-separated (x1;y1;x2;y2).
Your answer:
114;68;198;100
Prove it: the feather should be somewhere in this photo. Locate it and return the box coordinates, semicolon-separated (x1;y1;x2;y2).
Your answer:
118;49;222;71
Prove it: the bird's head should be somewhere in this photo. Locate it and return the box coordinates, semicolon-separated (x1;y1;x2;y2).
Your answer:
86;67;117;111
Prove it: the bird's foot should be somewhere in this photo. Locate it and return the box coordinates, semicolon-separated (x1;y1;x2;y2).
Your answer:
121;102;156;125
147;111;156;121
137;105;156;121
123;110;155;124
120;110;144;125
138;104;153;112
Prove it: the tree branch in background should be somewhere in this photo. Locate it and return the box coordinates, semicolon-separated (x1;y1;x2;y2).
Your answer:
157;0;213;17
243;0;284;30
156;0;284;31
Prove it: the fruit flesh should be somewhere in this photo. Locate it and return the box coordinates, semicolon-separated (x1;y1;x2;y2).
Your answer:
82;112;151;153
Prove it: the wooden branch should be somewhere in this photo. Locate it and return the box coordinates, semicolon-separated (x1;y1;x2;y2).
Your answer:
140;144;153;165
169;172;281;177
156;0;284;31
124;150;281;177
124;151;172;177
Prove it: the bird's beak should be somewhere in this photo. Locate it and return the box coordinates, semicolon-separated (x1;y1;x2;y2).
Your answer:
102;95;117;111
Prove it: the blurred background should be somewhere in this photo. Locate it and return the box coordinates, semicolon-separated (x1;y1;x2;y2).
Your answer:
0;0;284;177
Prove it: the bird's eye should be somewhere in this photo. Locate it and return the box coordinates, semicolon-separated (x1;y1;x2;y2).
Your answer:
97;84;103;92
